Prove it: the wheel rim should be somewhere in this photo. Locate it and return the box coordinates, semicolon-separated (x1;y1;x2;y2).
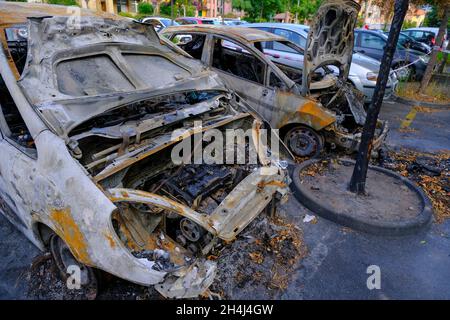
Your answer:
397;65;411;80
286;127;321;157
180;218;203;242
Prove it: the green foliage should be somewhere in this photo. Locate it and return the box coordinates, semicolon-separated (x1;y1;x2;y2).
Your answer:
356;17;365;28
46;0;79;6
424;5;439;26
5;0;28;2
232;0;253;12
233;0;322;22
424;4;450;29
402;20;417;29
138;2;154;15
232;0;284;22
290;0;322;22
160;3;173;17
224;12;237;18
118;11;136;18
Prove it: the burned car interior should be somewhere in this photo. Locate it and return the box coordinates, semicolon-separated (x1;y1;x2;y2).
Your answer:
0;26;35;151
212;38;266;84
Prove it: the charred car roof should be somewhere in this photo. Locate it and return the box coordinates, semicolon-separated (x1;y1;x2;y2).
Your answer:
165;25;288;43
2;12;229;139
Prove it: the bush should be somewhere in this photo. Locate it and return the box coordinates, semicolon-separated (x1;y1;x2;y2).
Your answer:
46;0;79;6
138;2;154;15
184;5;196;17
160;4;174;17
118;12;136;18
402;20;417;30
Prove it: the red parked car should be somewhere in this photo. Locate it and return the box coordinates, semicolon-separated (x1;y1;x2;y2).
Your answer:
175;17;204;25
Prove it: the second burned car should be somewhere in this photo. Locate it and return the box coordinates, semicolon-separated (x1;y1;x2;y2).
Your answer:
0;3;290;299
162;0;388;158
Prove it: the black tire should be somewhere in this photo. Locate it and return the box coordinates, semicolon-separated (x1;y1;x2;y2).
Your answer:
283;125;324;158
50;235;98;298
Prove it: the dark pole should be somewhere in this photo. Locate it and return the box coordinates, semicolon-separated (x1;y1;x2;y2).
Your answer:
349;0;409;194
171;0;174;24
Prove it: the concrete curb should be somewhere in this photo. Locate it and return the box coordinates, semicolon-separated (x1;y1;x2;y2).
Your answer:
290;159;433;236
392;94;450;109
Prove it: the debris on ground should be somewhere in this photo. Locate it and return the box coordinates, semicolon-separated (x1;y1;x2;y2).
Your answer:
395;81;450;104
378;148;450;222
210;215;307;299
25;252;157;300
303;214;317;224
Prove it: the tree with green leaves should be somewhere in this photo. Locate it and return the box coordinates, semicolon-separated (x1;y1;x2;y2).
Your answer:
290;0;323;23
233;0;284;21
414;0;450;94
138;2;154;15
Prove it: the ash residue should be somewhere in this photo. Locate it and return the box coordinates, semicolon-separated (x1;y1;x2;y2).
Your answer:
210;215;307;299
25;252;157;300
25;253;95;300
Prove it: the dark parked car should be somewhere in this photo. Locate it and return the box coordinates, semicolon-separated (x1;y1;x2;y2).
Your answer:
395;32;431;54
354;29;429;80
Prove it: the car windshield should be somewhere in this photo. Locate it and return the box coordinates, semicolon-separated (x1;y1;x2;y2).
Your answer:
160;19;179;27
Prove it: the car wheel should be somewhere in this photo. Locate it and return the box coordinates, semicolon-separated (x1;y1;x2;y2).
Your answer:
394;62;414;81
50;234;98;298
283;126;324;158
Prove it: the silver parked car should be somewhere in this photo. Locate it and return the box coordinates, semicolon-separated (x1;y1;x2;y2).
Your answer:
246;23;398;103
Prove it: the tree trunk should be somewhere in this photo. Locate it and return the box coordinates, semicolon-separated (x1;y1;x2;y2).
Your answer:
349;0;409;194
418;6;449;94
437;40;450;74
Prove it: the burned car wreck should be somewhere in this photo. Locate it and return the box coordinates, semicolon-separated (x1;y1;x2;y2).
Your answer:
0;4;289;298
162;0;388;158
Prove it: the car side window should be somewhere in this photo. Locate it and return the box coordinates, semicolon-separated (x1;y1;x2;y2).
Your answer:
273;29;304;50
0;75;36;151
410;31;423;38
354;32;360;47
360;33;385;50
269;71;287;90
212;37;266;85
174;33;206;60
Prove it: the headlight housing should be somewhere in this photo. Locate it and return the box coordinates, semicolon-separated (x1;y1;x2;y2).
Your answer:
366;72;378;82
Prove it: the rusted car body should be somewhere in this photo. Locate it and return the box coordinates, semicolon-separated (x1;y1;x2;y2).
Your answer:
162;0;388;158
0;3;289;298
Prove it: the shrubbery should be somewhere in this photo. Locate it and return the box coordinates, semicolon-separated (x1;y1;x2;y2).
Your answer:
138;2;154;15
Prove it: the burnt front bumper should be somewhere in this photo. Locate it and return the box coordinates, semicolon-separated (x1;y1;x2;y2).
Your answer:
326;120;389;153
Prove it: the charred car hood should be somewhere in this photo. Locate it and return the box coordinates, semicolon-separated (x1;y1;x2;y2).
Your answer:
302;0;360;95
17;16;228;138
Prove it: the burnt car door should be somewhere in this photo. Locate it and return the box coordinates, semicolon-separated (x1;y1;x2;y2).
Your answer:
205;35;279;120
0;74;38;238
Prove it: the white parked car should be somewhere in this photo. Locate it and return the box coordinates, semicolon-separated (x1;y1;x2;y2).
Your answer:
246;23;398;103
